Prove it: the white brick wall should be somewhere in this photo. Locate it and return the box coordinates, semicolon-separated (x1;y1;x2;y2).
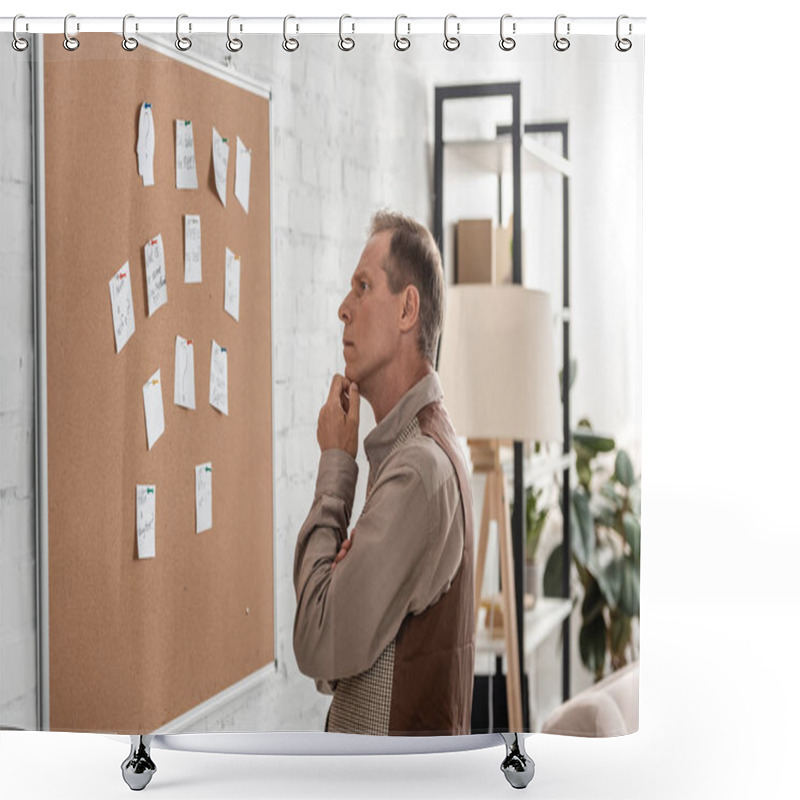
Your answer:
1;37;38;730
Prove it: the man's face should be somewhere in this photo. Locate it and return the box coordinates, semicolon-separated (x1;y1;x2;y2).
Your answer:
338;231;401;390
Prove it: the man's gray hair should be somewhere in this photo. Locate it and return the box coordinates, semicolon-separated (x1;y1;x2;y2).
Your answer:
369;210;444;366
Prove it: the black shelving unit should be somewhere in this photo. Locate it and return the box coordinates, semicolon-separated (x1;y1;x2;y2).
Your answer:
433;83;573;729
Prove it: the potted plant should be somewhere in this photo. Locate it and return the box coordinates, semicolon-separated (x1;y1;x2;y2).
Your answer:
543;419;641;681
524;485;549;599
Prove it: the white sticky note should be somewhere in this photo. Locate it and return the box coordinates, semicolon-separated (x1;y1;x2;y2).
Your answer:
136;484;156;559
234;136;251;214
142;368;165;450
137;102;155;187
212;126;229;207
174;336;196;410
175;119;198;190
195;462;212;534
144;233;168;316
224;248;240;321
209;340;229;416
109;262;135;353
184;214;202;283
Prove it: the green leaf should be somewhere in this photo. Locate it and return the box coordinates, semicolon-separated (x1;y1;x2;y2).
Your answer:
574;440;593;462
579;613;607;678
629;483;642;517
623;511;641;565
614;450;635;488
610;613;632;657
570;491;595;565
588;552;623;609
599;482;622;509
524;486;549;560
577;461;592;492
573;429;616;455
574;559;592;591
618;560;640;617
543;543;565;598
559;359;578;402
581;577;605;624
593;493;619;530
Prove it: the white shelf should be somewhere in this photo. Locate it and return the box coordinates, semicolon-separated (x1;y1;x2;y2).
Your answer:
444;134;572;177
475;596;572;660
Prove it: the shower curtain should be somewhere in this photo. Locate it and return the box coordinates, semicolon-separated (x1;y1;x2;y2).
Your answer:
1;19;644;740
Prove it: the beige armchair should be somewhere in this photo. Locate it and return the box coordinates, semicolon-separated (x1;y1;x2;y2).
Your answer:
541;661;639;737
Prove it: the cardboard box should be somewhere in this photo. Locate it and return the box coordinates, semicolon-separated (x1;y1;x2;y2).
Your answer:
495;224;513;284
456;219;517;284
456;219;495;284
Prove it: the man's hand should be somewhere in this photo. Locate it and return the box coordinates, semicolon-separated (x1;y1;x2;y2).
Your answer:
330;537;352;571
317;374;360;459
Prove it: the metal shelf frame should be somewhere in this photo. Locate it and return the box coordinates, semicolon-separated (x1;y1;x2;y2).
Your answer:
433;84;573;726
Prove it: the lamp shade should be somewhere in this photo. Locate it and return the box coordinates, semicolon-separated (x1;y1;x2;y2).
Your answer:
437;284;563;443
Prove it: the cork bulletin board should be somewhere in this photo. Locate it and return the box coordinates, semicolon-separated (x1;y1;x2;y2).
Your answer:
38;33;274;732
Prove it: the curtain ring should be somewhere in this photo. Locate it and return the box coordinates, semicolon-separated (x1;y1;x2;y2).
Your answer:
394;14;411;51
499;14;516;51
282;15;299;52
12;15;29;52
615;15;632;52
338;14;355;51
553;14;570;52
122;14;138;51
63;13;80;51
226;15;243;52
444;14;460;51
175;14;192;51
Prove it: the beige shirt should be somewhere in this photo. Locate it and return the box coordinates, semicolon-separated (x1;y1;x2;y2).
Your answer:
293;372;465;687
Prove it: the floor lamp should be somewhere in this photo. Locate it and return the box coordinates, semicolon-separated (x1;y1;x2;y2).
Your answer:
438;285;563;732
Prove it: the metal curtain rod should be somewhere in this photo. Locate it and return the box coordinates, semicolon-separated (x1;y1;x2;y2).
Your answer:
1;15;646;36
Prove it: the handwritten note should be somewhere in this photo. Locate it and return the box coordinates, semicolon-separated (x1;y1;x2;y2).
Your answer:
224;248;241;321
174;336;196;410
195;462;212;534
175;119;198;190
109;262;135;353
184;214;202;283
136;485;156;559
144;233;168;316
142;369;165;450
137;102;155;187
209;340;229;416
212;126;229;207
234;136;251;214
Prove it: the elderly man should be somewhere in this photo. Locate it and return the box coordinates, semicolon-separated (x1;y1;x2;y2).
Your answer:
293;210;475;736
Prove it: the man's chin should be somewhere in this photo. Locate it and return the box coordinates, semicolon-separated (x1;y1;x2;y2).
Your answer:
343;364;357;383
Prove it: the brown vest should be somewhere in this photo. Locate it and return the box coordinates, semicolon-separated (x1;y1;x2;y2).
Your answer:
387;400;475;735
325;399;475;736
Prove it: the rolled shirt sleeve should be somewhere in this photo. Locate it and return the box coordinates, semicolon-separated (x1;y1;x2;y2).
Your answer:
293;442;463;683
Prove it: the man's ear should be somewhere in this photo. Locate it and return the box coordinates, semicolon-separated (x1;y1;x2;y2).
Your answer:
400;285;420;332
